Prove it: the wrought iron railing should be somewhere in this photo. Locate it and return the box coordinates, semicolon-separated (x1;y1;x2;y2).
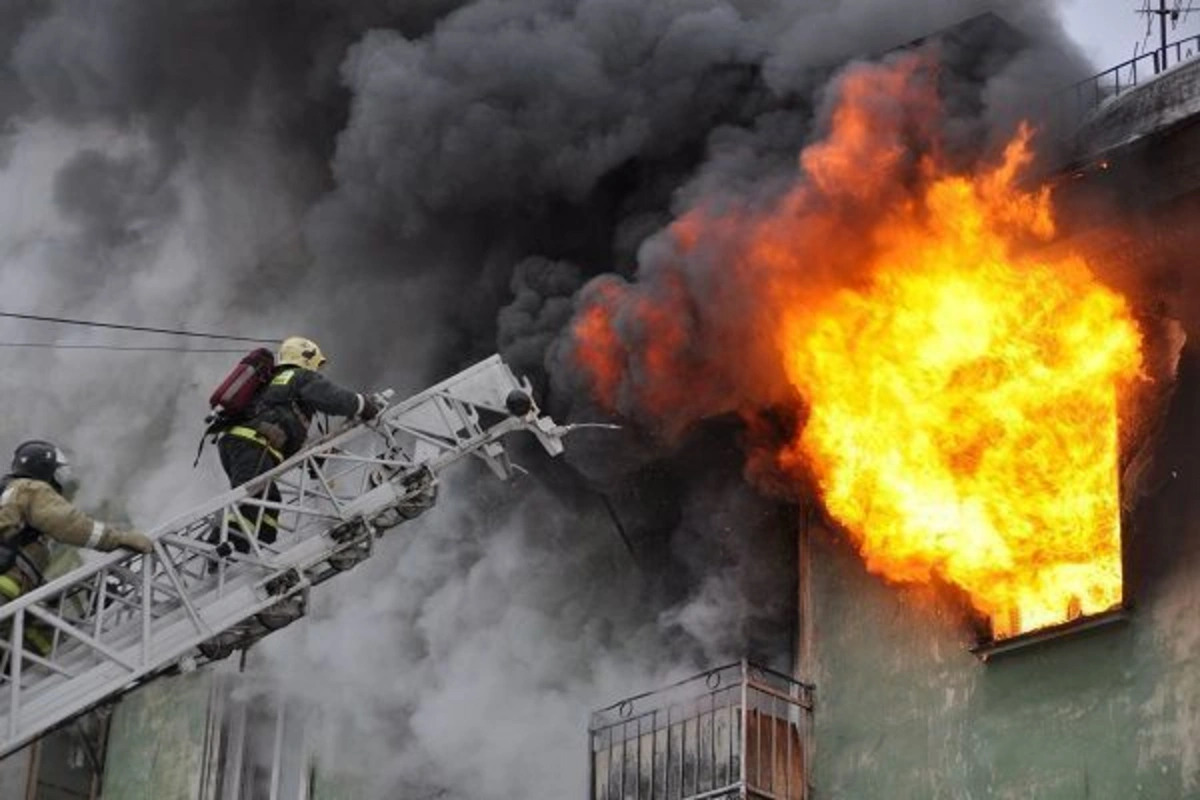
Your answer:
589;661;814;800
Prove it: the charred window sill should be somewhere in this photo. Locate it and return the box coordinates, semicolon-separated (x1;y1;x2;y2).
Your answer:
970;607;1129;662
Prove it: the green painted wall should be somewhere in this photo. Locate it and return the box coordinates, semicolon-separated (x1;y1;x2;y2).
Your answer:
101;670;216;800
805;350;1200;800
802;312;1200;800
0;747;30;798
310;767;369;800
806;529;1154;799
307;724;375;800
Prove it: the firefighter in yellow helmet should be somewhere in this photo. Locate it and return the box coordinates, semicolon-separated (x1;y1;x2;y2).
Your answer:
213;337;380;554
0;441;153;653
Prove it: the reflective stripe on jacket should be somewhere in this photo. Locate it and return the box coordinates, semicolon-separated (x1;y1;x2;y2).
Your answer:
225;426;284;462
248;366;363;457
0;477;124;597
0;478;122;551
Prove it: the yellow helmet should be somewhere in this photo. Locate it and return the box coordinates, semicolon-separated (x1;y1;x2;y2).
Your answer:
278;336;327;370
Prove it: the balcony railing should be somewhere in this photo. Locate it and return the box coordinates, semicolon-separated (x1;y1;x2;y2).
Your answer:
589;661;814;800
1051;34;1200;131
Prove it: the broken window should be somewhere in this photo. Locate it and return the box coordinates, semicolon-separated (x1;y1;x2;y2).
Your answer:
970;305;1185;659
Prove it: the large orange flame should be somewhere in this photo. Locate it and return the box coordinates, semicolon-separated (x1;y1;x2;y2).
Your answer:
779;140;1142;637
569;55;1145;639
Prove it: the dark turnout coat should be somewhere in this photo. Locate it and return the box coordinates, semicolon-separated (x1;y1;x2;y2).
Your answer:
247;366;365;457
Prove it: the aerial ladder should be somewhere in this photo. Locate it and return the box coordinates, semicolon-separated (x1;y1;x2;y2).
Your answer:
0;355;575;758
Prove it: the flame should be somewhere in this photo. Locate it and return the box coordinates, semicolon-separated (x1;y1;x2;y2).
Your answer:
777;73;1142;638
569;56;1145;639
778;179;1140;635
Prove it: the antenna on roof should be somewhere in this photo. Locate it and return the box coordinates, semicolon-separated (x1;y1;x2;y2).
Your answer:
1135;0;1181;72
1183;1;1198;56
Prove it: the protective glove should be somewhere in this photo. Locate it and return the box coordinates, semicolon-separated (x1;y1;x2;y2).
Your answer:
359;394;382;422
109;529;154;555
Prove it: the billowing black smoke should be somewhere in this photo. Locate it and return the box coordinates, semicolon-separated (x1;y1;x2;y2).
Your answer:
0;1;1091;797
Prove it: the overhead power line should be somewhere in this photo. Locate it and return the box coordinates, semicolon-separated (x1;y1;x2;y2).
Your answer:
0;311;277;344
0;342;247;353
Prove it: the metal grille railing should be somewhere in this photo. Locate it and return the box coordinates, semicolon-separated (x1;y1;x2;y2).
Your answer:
589;661;814;800
1051;34;1200;132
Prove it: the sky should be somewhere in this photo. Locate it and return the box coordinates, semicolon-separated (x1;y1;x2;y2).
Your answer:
1059;0;1200;72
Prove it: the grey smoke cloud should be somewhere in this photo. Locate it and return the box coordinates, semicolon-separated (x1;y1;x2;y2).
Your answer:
0;1;41;143
0;0;1094;796
260;469;705;798
54;149;177;251
328;0;763;229
498;257;584;380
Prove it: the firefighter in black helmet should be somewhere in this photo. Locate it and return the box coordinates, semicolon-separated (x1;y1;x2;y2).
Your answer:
0;441;153;653
213;337;380;554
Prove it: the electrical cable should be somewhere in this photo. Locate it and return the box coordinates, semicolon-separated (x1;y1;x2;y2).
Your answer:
597;492;639;562
0;342;248;353
0;311;276;343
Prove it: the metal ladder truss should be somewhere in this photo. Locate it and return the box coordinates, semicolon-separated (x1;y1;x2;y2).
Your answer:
0;354;569;758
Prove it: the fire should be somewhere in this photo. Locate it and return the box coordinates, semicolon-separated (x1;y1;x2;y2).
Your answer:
778;165;1141;636
569;56;1145;640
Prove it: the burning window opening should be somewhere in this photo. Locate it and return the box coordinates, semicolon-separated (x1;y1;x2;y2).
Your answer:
569;55;1181;657
775;154;1145;649
967;279;1183;654
965;299;1184;656
765;97;1162;649
588;661;814;800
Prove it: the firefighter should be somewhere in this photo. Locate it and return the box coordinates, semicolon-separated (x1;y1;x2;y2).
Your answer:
213;336;380;554
0;441;153;653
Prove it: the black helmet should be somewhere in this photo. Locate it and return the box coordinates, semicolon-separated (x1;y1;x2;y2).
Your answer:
12;440;71;488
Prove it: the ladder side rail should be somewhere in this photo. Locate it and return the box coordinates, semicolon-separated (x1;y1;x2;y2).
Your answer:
0;356;566;756
9;575;312;754
265;353;519;464
0;354;533;625
0;414;493;753
0;529;331;752
0;419;436;702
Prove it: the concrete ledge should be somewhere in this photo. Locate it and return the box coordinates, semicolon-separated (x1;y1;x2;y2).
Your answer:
970;607;1129;663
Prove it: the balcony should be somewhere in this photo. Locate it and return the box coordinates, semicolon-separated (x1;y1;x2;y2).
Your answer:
589;661;814;800
1049;33;1200;135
